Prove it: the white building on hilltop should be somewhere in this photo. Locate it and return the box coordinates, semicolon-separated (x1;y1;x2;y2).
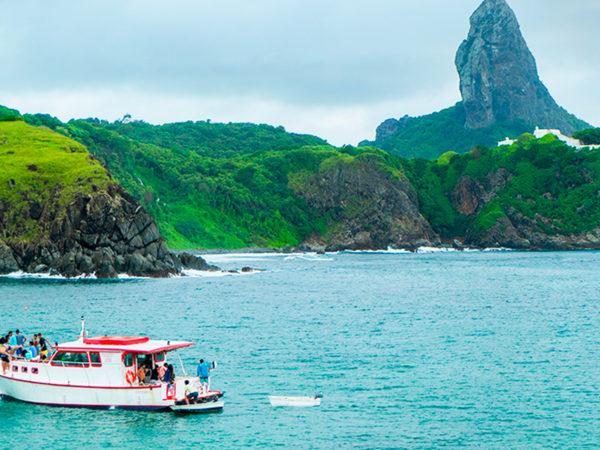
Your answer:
498;127;600;150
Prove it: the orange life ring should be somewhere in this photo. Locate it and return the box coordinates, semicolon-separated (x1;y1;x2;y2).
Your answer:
125;370;137;385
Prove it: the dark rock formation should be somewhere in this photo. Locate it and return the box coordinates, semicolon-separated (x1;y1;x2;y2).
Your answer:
451;169;511;216
456;0;587;133
294;158;439;251
468;209;600;250
0;184;216;278
366;0;589;158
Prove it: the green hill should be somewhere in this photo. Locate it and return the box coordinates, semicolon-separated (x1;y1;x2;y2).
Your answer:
17;109;600;252
22;115;435;250
403;133;600;248
0;120;110;242
0;113;212;277
360;103;533;159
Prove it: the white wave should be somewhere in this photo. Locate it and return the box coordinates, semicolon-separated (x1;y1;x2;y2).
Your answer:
342;247;412;255
180;269;262;278
415;247;458;254
0;271;152;280
283;254;333;262
1;271;97;280
201;252;299;263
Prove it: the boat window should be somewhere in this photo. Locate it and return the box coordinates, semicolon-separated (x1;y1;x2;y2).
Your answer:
12;366;18;372
123;353;134;367
154;352;166;363
51;351;90;367
31;367;39;375
21;366;28;373
89;352;102;367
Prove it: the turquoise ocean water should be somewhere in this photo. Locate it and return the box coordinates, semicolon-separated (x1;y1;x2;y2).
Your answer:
0;251;598;448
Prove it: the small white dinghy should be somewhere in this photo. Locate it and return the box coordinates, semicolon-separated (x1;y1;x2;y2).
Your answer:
268;394;322;407
170;400;224;413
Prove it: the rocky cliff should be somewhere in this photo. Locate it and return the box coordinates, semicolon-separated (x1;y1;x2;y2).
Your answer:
456;0;586;133
294;155;438;251
0;119;216;277
366;0;590;158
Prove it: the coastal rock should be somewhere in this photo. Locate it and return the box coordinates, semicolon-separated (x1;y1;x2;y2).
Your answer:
467;208;600;250
294;157;439;251
456;0;585;133
176;252;219;271
0;241;19;273
2;184;217;278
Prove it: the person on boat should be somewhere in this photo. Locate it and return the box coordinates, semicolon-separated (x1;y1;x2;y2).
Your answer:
9;330;23;357
196;359;211;386
137;364;147;385
150;365;159;383
38;333;48;360
25;340;39;360
158;362;167;381
183;380;199;405
163;364;175;384
0;337;12;374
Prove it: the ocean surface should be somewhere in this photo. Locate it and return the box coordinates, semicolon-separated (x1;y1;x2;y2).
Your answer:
1;250;599;449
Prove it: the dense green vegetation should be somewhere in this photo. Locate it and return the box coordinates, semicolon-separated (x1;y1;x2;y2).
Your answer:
21;114;390;249
0;120;111;241
7;104;599;250
84;119;326;157
404;133;600;239
573;128;600;145
362;103;532;160
0;105;22;122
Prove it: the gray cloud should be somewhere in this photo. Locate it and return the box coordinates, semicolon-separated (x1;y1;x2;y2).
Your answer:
0;0;597;145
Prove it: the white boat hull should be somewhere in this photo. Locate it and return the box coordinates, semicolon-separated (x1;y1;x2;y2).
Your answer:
0;374;173;410
268;396;321;407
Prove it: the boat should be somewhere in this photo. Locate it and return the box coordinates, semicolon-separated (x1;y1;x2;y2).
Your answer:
0;320;224;412
170;399;225;414
268;394;322;407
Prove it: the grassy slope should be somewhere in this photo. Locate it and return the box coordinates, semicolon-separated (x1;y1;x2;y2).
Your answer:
0;120;111;241
363;103;532;159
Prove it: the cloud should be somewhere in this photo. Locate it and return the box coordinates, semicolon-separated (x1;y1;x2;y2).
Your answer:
0;0;597;144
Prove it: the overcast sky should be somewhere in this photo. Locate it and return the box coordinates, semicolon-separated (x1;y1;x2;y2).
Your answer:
0;0;598;145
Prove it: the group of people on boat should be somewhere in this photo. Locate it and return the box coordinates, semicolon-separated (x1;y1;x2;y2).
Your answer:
136;362;176;385
0;329;51;374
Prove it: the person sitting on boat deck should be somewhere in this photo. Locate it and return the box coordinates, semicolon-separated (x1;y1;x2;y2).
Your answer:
196;359;211;386
0;337;13;374
24;340;39;360
183;380;199;405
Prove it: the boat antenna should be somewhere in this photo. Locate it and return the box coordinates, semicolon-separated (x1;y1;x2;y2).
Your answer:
177;353;188;377
80;316;86;340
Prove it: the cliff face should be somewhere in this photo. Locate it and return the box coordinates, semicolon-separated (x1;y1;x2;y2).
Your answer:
0;120;215;277
366;0;589;159
294;157;438;251
456;0;585;133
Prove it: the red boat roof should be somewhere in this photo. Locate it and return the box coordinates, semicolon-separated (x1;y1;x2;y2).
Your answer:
55;336;193;354
83;336;150;346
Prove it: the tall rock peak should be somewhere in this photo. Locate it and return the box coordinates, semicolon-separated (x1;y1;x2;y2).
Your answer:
456;0;585;133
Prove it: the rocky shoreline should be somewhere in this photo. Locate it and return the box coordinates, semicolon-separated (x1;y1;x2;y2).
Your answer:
0;184;218;278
